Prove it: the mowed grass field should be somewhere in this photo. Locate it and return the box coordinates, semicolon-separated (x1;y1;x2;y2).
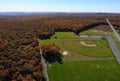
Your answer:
79;30;106;38
40;31;114;59
51;32;79;39
48;60;120;81
41;39;114;59
40;31;119;81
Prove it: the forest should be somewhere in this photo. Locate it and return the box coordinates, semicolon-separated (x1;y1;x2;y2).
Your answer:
0;13;120;81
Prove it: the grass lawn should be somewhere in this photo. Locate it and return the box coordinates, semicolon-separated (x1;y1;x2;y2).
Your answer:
79;30;106;38
116;30;120;36
40;39;114;59
41;31;117;81
51;32;79;39
48;60;120;81
40;31;114;59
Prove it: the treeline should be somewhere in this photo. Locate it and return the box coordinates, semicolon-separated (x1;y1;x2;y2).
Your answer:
0;14;105;39
0;14;120;39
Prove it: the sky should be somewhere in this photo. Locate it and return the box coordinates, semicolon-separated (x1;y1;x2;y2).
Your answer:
0;0;120;13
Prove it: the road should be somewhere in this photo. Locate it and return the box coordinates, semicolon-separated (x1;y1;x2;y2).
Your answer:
106;18;120;41
39;39;49;81
107;35;120;64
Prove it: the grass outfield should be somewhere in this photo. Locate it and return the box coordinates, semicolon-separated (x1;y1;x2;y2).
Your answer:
48;60;120;81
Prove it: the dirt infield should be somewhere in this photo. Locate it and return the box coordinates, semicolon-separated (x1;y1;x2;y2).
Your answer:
80;41;96;47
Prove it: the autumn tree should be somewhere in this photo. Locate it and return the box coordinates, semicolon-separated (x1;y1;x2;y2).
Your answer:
41;44;63;64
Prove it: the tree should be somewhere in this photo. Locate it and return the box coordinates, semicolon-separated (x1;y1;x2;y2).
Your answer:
41;44;63;64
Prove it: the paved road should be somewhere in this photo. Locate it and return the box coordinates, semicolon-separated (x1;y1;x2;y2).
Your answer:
106;18;120;41
39;39;49;81
107;36;120;64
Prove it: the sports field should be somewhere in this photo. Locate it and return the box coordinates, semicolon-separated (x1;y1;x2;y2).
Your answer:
40;30;118;81
41;31;114;60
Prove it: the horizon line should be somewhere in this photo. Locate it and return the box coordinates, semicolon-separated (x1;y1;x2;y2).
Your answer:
0;11;120;14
